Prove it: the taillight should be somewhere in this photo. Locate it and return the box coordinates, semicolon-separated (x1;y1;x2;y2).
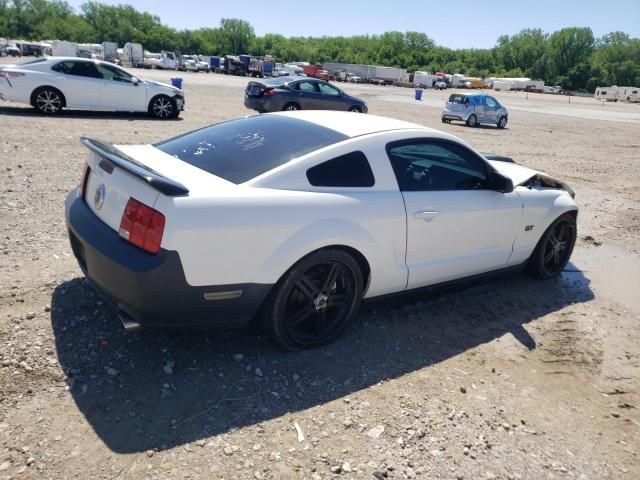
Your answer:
118;198;165;254
79;165;90;198
0;71;24;78
263;88;275;96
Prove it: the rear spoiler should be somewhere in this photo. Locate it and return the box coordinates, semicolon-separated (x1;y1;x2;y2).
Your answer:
81;137;189;196
481;152;515;163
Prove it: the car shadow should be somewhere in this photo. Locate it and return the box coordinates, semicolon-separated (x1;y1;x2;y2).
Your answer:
50;263;592;453
0;106;183;121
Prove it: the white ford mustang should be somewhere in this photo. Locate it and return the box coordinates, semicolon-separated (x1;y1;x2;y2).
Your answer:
65;111;577;350
0;57;184;119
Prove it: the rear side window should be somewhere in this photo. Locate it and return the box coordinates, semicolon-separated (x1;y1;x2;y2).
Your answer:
155;115;348;184
448;94;466;104
307;151;375;187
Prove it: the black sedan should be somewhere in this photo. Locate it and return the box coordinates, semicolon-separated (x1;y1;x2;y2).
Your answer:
244;76;368;113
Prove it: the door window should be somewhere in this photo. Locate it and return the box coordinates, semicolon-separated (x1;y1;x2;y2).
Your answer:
95;63;135;83
318;83;341;96
293;81;319;93
485;96;499;108
387;140;488;191
67;61;101;78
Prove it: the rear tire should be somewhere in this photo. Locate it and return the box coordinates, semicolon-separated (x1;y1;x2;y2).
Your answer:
32;87;64;115
262;249;363;351
282;102;300;111
148;95;178;119
527;213;577;279
466;114;478;127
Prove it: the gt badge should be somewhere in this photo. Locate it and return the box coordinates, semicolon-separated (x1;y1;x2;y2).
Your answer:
94;184;105;211
525;225;534;231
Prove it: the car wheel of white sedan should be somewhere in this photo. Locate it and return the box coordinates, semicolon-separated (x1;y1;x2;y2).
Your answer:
149;95;178;119
263;249;363;351
33;87;64;114
527;213;576;279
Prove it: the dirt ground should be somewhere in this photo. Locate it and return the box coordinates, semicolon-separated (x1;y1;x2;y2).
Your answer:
0;62;639;480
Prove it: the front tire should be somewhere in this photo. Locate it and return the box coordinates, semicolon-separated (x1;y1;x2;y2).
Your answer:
348;105;362;112
32;87;64;115
466;114;478;127
497;116;507;129
527;213;577;279
262;249;363;351
149;95;178;119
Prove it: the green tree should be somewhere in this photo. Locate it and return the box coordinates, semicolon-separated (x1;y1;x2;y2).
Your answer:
219;18;254;54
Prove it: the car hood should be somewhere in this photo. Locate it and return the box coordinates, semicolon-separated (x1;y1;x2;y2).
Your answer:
143;79;179;92
488;160;574;196
487;160;539;185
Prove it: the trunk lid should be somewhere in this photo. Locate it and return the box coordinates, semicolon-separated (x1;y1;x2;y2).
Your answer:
80;138;234;233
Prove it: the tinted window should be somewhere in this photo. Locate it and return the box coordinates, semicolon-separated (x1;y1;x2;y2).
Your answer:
61;61;100;78
307;151;374;187
155;115;348;184
387;141;488;191
448;94;466;104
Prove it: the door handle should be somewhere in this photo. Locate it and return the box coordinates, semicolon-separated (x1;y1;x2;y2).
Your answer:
414;210;440;221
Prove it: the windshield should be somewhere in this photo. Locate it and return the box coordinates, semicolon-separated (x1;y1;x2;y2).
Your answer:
154;115;348;184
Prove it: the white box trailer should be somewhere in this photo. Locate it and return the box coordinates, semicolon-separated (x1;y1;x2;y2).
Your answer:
102;42;118;62
121;42;144;68
51;40;77;57
493;80;512;91
322;62;407;82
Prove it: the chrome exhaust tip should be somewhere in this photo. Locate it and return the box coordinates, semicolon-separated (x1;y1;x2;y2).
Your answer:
119;311;141;333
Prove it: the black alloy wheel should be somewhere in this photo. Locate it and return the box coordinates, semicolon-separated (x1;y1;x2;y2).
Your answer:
528;213;577;279
264;249;363;350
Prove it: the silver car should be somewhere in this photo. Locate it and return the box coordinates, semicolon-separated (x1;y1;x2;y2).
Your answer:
441;93;508;128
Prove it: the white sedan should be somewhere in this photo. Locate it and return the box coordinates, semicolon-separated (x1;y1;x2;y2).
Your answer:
0;57;184;119
65;111;577;350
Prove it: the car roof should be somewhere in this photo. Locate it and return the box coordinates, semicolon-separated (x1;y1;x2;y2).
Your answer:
272;111;435;138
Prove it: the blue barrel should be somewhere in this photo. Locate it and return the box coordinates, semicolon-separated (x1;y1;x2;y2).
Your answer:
415;88;423;100
170;77;183;89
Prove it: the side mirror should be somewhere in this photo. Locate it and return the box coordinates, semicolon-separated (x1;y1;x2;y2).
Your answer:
488;171;514;193
132;77;139;86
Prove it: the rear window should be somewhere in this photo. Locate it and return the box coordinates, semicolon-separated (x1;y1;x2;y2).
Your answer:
154;115;348;184
448;94;467;104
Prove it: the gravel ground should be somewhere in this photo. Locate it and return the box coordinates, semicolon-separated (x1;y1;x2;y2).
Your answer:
0;64;639;480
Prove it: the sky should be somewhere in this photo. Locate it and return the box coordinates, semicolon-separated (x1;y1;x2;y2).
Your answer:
65;0;640;49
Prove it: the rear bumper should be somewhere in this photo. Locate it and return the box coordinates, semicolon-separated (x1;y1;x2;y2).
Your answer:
65;190;272;329
244;95;276;112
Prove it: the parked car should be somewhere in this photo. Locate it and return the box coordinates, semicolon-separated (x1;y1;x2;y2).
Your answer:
368;78;389;86
244;76;368;113
0;57;184;119
441;93;508;128
65;111;577;350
